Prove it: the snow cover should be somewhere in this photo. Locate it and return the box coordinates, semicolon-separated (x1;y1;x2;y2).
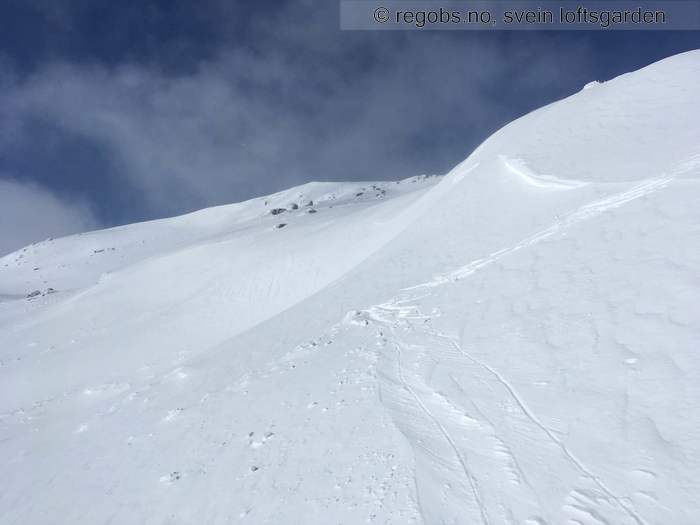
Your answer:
1;50;699;525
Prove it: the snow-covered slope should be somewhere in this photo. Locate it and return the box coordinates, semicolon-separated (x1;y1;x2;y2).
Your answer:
1;51;699;525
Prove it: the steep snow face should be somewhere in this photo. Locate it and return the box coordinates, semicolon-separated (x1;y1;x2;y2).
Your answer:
466;50;700;185
1;51;699;525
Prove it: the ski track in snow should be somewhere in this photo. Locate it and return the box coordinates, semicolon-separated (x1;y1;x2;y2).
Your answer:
406;175;674;291
343;172;682;524
391;331;491;525
439;334;647;525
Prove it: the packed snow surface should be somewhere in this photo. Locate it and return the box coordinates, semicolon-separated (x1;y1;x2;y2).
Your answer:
1;51;699;525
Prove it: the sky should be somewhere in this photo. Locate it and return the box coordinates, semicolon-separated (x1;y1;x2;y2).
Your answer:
1;0;699;255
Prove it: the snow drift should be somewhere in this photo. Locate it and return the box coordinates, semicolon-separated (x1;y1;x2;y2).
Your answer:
1;50;699;525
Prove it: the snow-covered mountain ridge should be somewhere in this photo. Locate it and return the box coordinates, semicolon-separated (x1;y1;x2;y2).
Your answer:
1;50;699;524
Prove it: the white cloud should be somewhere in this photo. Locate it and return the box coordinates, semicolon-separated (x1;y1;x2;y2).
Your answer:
0;46;510;218
0;178;99;256
0;12;592;228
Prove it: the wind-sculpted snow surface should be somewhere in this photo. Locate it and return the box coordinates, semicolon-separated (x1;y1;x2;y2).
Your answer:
1;51;699;524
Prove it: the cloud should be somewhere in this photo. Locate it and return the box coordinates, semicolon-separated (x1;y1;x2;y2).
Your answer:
0;2;598;230
0;178;99;256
